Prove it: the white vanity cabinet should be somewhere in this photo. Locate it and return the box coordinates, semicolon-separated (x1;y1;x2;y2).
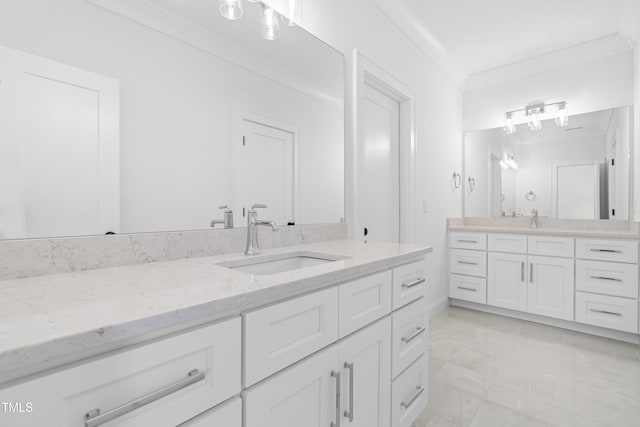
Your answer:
487;251;527;311
0;318;242;427
527;255;574;321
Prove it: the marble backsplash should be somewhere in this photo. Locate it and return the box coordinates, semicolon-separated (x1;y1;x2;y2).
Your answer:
0;223;347;281
449;217;640;234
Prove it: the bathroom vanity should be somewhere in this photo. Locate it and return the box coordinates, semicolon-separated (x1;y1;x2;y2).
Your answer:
448;223;640;342
0;240;431;427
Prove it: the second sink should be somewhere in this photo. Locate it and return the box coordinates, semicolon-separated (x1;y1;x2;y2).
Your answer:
218;252;348;275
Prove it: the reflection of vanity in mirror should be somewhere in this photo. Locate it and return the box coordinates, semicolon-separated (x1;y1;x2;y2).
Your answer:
464;106;632;221
0;0;344;240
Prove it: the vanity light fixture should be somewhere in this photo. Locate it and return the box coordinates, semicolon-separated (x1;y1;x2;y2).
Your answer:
219;0;243;20
260;3;281;40
502;101;569;134
219;0;302;41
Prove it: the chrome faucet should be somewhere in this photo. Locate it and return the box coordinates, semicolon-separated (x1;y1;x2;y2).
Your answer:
245;204;277;255
530;209;538;229
211;205;234;229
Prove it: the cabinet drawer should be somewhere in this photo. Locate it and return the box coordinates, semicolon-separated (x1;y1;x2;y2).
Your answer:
392;258;428;310
339;271;392;338
392;354;428;427
179;398;242;427
449;274;486;304
244;286;339;387
392;298;428;378
576;239;638;264
449;232;486;250
1;319;241;427
450;249;487;278
576;260;639;299
528;235;574;258
575;292;639;334
488;233;527;254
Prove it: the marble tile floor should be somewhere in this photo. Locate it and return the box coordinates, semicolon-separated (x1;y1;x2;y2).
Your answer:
413;307;640;427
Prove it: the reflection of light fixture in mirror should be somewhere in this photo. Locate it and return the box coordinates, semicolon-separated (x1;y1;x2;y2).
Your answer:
500;154;518;170
526;104;544;132
282;0;303;26
555;102;569;127
260;3;281;40
219;0;243;20
503;112;516;134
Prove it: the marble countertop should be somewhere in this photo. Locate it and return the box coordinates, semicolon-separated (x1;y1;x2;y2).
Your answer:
0;240;431;385
448;225;640;239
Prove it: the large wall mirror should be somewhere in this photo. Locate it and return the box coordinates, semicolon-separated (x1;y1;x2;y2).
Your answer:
464;106;632;220
0;0;344;240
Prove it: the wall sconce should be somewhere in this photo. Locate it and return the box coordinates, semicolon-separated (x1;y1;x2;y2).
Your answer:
500;154;518;170
502;101;569;134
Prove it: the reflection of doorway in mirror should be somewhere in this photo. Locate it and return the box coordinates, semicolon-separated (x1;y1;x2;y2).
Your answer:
489;154;503;217
607;134;618;219
552;162;601;219
232;111;299;228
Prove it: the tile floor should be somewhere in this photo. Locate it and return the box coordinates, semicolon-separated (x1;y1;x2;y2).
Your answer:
413;307;640;427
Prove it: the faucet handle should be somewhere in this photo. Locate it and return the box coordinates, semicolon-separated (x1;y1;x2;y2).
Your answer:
251;203;268;209
219;205;231;212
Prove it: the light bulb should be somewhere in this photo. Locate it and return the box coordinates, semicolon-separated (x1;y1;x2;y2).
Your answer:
528;110;542;131
555;102;569;127
219;0;243;20
503;112;516;134
260;4;280;40
282;0;302;26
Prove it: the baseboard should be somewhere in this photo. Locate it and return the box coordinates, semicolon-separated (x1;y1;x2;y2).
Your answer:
450;299;640;344
428;296;449;318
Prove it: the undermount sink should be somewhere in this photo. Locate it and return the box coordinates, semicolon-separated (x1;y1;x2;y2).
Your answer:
218;251;348;275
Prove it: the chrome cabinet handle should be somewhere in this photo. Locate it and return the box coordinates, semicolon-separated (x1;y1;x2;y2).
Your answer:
344;362;354;422
589;309;623;316
457;261;477;265
590;275;623;282
401;326;426;344
457;286;477;292
589;249;622;253
402;277;425;289
529;263;533;283
401;385;425;409
84;369;205;427
330;370;341;427
521;262;524;282
457;239;477;244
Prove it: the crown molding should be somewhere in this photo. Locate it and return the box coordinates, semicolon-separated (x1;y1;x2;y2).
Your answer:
465;34;633;92
371;0;467;89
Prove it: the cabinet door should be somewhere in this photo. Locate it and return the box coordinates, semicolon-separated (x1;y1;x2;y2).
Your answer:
179;398;242;427
339;317;391;427
244;346;339;427
487;252;527;312
527;255;574;321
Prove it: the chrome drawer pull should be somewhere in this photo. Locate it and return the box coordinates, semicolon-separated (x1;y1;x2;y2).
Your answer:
401;385;425;409
457;286;477;292
330;370;341;427
344;362;354;422
401;326;426;343
589;249;622;253
590;275;623;282
402;277;425;289
457;261;477;266
521;262;524;282
589;309;623;317
84;369;205;427
457;239;478;244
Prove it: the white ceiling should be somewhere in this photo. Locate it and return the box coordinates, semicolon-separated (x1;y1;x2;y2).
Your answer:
374;0;640;88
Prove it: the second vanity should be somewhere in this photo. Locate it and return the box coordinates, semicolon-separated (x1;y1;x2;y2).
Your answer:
0;240;431;427
448;224;640;342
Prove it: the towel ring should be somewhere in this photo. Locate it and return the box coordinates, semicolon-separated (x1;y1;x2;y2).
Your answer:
468;177;476;193
452;172;462;189
525;191;536;201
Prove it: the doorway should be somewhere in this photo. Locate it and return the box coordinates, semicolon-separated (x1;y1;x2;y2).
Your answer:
351;50;416;243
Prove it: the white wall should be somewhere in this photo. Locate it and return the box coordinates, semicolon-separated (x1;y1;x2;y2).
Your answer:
635;43;640;220
0;0;344;233
300;0;464;307
464;51;635;131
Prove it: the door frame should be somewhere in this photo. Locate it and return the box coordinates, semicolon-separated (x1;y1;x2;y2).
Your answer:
231;109;300;225
350;49;416;243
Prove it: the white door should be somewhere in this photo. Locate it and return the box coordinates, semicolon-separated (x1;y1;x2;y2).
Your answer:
487;252;527;312
0;45;119;239
358;84;400;242
339;318;391;427
527;255;574;321
490;155;503;217
234;117;296;227
244;346;339;427
552;162;600;219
